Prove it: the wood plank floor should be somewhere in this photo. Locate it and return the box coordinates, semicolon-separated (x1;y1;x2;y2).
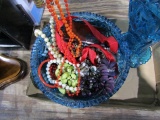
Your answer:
43;0;129;20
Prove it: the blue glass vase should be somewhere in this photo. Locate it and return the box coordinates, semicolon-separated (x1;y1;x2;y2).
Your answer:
30;0;160;108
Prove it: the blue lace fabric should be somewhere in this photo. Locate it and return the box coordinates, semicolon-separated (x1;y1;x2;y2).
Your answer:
127;0;160;67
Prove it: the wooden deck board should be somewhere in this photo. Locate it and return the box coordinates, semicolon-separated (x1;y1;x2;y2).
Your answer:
43;0;129;20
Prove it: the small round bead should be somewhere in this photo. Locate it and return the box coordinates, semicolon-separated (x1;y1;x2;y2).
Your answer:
51;34;55;38
51;51;54;55
48;78;52;82
34;33;38;37
56;58;61;63
53;59;56;63
54;54;58;58
49;19;53;23
61;57;64;60
48;46;52;51
66;86;69;90
41;34;46;38
74;87;77;91
69;87;73;91
38;30;42;35
66;60;69;63
44;38;49;42
52;42;56;46
49;61;52;64
52;38;55;42
58;81;62;86
46;42;51;46
73;65;76;68
46;67;49;71
34;29;39;36
58;54;62;58
50;17;53;20
47;63;51;67
53;51;57;55
58;65;61;69
52;47;57;51
51;80;55;84
50;25;53;28
51;29;54;33
76;64;80;67
62;84;66;88
46;71;50;75
75;71;78;74
61;58;64;62
50;60;54;63
82;62;86;67
34;29;39;34
54;42;57;46
47;75;51;79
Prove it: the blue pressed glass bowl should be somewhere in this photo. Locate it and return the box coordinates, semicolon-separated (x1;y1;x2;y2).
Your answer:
30;12;131;108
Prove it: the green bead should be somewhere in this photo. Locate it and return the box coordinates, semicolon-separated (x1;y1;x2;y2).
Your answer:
71;71;75;74
67;76;71;80
61;72;69;79
72;81;77;87
66;66;73;73
57;64;62;69
71;73;76;79
67;80;72;86
67;68;72;73
64;63;70;67
62;69;66;73
71;90;75;93
58;88;66;94
55;69;59;77
61;78;68;84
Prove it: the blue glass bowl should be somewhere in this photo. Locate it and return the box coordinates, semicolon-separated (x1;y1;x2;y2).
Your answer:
30;12;131;108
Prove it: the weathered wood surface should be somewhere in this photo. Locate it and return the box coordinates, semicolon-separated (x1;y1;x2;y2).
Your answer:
43;0;129;20
1;0;160;120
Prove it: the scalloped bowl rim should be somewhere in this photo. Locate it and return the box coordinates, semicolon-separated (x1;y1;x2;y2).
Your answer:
30;12;131;108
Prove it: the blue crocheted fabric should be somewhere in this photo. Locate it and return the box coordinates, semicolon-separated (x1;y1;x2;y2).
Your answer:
127;0;160;67
146;0;160;19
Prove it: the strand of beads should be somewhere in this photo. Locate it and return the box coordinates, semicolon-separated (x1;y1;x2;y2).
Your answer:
35;0;82;96
34;29;63;89
46;0;82;96
64;0;72;29
46;0;82;58
49;17;80;93
34;26;66;88
34;25;80;94
46;60;78;93
34;27;62;61
35;33;80;93
49;18;63;59
46;1;78;87
55;0;82;58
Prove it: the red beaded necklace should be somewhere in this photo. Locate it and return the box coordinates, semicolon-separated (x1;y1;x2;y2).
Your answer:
46;0;82;58
46;0;81;96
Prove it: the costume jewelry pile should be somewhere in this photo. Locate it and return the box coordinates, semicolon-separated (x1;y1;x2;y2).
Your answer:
35;0;119;97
